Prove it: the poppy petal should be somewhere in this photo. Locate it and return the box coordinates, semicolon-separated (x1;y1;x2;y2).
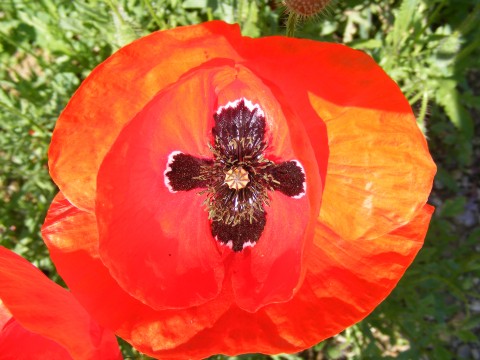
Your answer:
230;190;309;312
238;36;435;240
49;21;243;211
142;205;433;358
143;306;294;359
96;62;317;311
95;66;229;310
0;310;72;360
211;65;318;311
42;192;232;355
0;247;121;360
262;204;435;350
310;94;436;240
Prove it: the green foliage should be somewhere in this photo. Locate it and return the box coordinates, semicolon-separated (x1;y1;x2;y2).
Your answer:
0;0;478;359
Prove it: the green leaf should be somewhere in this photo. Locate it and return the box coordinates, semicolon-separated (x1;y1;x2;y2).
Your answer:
436;80;475;139
433;345;455;360
240;1;260;38
107;0;141;47
440;197;466;217
351;38;382;50
463;315;480;331
458;329;478;342
392;0;420;50
436;168;459;192
182;0;207;9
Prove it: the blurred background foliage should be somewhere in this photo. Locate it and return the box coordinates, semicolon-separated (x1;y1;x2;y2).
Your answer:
0;0;479;359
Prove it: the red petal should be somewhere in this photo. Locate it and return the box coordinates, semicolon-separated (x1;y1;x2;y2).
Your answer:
146;306;294;359
0;247;121;360
96;63;317;311
95;65;231;310
42;193;231;354
213;66;318;311
49;21;243;211
143;205;433;358
0;313;72;360
311;96;435;240
238;37;332;192
262;205;435;351
231;190;309;312
239;37;435;240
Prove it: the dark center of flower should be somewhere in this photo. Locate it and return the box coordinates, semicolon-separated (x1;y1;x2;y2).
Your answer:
164;98;306;252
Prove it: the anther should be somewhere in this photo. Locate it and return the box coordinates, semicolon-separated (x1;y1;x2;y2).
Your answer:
224;166;249;190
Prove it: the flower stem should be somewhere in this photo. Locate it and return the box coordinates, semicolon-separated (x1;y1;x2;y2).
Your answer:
143;0;163;29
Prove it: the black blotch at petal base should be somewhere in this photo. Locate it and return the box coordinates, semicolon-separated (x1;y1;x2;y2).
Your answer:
166;153;212;191
211;210;266;251
267;161;305;197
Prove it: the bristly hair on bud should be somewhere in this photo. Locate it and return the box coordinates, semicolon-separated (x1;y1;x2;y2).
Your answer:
282;0;333;37
284;0;331;18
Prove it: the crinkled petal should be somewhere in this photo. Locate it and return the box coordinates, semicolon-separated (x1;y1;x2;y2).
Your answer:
262;204;435;351
49;21;242;211
0;247;121;360
238;36;435;240
143;205;433;358
310;95;436;240
146;306;294;359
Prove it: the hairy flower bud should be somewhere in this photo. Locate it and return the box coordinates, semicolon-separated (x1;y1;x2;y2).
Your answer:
284;0;331;17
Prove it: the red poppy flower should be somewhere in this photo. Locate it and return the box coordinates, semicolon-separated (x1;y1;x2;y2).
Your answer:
0;247;121;360
42;21;436;358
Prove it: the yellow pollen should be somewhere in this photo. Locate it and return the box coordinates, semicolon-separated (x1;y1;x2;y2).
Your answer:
224;166;249;190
